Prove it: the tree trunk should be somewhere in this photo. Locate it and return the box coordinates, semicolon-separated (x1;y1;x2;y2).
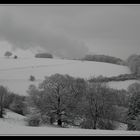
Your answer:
0;112;3;118
93;118;97;129
0;105;3;118
57;111;62;127
93;107;98;129
57;91;62;127
57;118;62;127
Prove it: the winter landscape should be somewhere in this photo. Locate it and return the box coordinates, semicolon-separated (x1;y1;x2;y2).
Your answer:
0;5;140;136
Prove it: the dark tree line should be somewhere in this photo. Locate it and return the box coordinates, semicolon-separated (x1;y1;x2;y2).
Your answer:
82;54;125;65
35;53;53;58
89;74;140;83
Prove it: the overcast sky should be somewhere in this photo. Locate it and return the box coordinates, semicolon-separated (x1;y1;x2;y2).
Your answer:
0;5;140;60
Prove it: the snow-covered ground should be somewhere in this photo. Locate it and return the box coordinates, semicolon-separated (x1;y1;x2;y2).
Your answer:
0;58;134;95
0;57;139;135
0;79;41;95
0;110;139;136
108;80;140;90
0;58;130;79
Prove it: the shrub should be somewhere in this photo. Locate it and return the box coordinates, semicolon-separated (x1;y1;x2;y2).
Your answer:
8;93;27;115
29;75;35;81
97;119;115;130
80;119;94;129
132;115;140;130
14;55;18;59
26;115;41;127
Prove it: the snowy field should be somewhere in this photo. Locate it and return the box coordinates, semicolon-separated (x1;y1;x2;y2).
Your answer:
0;79;41;95
108;80;140;90
0;58;130;79
0;110;139;136
0;58;135;95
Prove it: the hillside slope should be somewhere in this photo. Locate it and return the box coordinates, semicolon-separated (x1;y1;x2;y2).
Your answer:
0;58;130;79
0;58;132;95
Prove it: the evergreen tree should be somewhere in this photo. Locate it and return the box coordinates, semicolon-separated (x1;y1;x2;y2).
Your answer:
127;83;140;130
0;86;9;118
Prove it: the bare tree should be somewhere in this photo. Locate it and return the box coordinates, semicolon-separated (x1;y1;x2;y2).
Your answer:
81;82;117;129
27;74;86;127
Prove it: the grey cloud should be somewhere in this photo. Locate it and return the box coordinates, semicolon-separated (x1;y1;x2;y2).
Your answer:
0;7;89;59
0;5;140;60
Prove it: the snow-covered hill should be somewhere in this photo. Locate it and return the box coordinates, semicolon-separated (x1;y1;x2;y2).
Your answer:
0;58;135;95
0;58;130;79
0;57;139;135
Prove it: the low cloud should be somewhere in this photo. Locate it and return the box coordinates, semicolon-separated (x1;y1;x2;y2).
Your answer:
0;8;89;59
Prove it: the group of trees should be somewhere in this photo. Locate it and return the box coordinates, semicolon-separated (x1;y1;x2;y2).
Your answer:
89;74;140;83
29;75;36;82
0;86;26;118
127;54;140;75
4;50;54;59
4;51;18;59
82;54;125;65
1;73;140;131
79;83;118;129
4;51;54;59
127;83;140;130
26;74;140;130
35;53;53;58
25;74;132;129
27;74;87;127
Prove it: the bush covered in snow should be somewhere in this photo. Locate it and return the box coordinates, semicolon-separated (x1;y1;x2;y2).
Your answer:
26;114;41;127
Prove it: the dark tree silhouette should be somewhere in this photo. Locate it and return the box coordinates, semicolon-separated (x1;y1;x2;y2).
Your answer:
0;86;8;118
4;51;12;58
